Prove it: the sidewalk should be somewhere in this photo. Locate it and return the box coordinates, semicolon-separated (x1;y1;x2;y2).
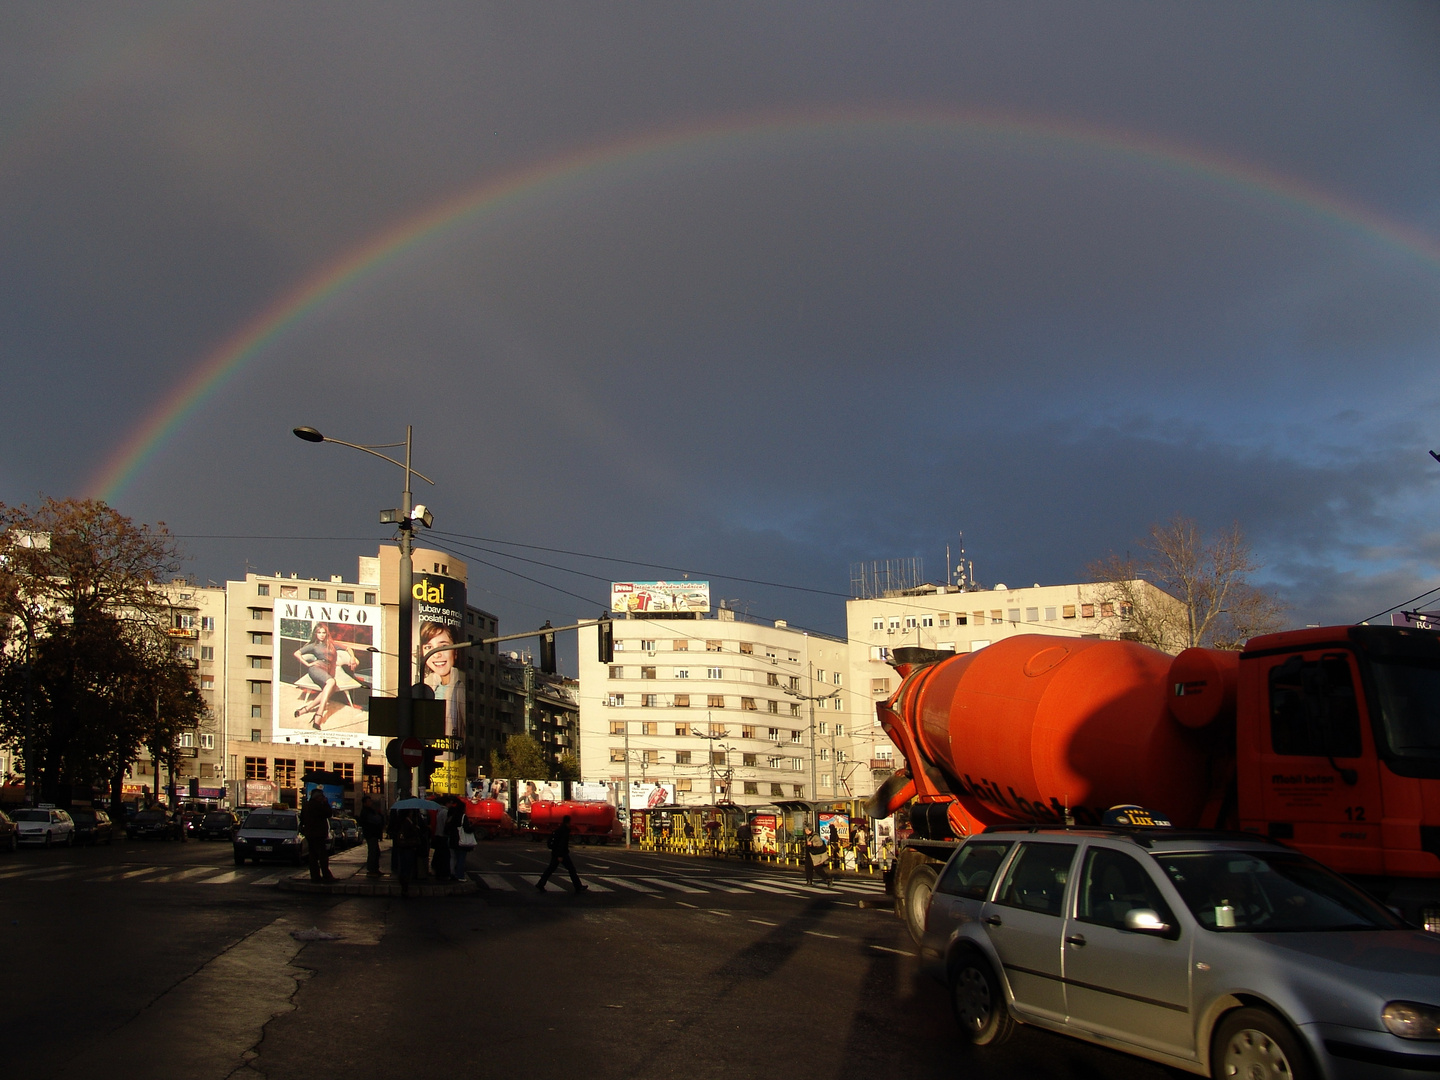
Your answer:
275;841;478;897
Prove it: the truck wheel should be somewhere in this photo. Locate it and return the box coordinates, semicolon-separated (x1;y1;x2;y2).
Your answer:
950;951;1015;1046
1211;1007;1313;1080
904;864;938;945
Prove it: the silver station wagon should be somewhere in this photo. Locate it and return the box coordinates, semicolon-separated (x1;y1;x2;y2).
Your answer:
920;825;1440;1079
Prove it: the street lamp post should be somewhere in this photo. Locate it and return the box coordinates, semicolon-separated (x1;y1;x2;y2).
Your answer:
294;425;434;797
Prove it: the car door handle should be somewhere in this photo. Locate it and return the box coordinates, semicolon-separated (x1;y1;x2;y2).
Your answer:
1065;934;1087;947
982;915;1002;927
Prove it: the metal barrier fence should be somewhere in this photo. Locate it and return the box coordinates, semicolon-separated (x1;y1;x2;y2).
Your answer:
635;833;886;877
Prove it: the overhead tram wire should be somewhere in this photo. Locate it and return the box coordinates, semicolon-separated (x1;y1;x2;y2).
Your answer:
1359;584;1440;626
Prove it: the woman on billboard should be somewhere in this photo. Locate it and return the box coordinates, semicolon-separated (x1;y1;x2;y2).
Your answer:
417;621;466;741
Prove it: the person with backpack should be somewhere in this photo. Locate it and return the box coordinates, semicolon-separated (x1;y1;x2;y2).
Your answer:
803;825;831;888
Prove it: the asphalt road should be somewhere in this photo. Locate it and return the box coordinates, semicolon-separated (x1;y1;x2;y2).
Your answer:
0;835;1179;1080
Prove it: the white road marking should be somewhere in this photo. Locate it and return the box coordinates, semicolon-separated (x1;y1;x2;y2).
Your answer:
198;870;247;884
595;876;660;893
706;909;733;917
479;873;515;891
804;930;840;939
748;918;777;926
639;877;708;894
675;901;698;908
251;872;285;885
868;944;911;955
148;866;221;883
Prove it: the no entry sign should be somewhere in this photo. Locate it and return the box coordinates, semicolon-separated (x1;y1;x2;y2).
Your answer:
386;737;425;769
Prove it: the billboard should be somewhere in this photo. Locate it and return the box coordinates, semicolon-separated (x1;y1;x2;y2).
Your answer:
573;780;619;803
1393;610;1440;630
411;572;467;793
627;780;676;809
516;779;562;815
274;600;382;738
750;813;779;855
610;581;710;615
243;779;278;808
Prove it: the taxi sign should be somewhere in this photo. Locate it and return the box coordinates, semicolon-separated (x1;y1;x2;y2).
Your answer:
1102;804;1173;828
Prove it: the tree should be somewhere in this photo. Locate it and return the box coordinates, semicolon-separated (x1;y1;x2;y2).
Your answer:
556;750;581;781
489;733;548;781
0;498;192;803
1088;516;1286;652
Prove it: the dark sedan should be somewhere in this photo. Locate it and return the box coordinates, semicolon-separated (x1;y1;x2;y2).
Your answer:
198;810;239;840
126;808;180;840
69;808;114;845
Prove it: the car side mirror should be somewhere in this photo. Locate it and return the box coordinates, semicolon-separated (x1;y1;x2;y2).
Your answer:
1123;908;1173;935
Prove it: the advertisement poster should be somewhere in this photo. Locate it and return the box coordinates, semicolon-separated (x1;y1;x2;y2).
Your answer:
818;812;851;846
302;780;345;810
750;813;778;855
573;780;619;803
610;581;710;615
274;600;381;737
473;777;510;807
629;809;647;842
516;779;563;815
627;780;676;810
243;779;278;808
411;571;467;793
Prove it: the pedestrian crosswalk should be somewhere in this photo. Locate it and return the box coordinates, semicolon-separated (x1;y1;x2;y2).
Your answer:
0;861;306;887
479;868;886;900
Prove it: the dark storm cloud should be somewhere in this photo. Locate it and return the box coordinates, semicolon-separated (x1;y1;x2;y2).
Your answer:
2;2;1439;657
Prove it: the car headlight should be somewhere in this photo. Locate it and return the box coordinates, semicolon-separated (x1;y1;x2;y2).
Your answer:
1383;1002;1440;1040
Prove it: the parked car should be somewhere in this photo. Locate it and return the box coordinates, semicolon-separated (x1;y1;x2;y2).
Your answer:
69;808;114;845
331;816;360;849
921;823;1440;1080
198;810;239;840
12;807;76;847
0;809;18;852
126;808;180;840
181;811;205;839
233;809;307;865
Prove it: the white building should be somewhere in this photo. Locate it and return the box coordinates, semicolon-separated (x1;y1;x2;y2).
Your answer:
576;607;851;805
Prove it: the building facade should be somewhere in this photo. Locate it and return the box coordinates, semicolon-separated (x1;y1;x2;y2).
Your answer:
576;607;851;806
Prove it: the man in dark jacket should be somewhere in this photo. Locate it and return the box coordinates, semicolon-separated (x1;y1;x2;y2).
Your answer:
359;795;386;877
301;788;334;882
536;815;587;893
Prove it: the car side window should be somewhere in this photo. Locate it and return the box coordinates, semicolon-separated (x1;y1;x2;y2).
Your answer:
994;842;1077;917
936;841;1013;900
1077;847;1177;932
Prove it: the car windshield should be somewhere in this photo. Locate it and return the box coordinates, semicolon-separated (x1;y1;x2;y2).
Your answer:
203;813;232;824
243;814;297;831
135;811;167;822
1156;850;1404;932
1368;658;1440;762
12;810;48;822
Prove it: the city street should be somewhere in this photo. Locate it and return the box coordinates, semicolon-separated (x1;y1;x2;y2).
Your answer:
1;836;1177;1080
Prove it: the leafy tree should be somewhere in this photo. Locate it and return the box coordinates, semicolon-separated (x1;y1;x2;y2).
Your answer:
556;750;581;781
488;733;549;780
1088;516;1285;652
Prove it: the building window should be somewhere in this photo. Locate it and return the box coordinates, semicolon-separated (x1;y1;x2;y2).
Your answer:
838;750;847;763
921;615;934;628
711;751;727;766
822;773;832;787
741;726;755;739
872;678;890;695
251;706;262;719
787;676;799;690
707;695;725;708
833;672;842;686
610;721;626;736
200;733;215;750
201;676;215;690
251;609;264;620
256;584;270;596
938;614;950;628
819;721;827;735
307;588;324;601
707;667;722;679
675;750;692;764
641;750;658;765
739;642;753;655
706;640;722;652
741;697;756;711
1101;602;1116;618
1045;607;1057;620
675;779;693;792
181;732;194;748
743;753;757;767
767;727;780;742
200;616;215;632
904;616;916;630
249;680;267;694
639;640;656;652
790;730;802;743
673;639;688;651
872;618;884;631
789;757;802;770
336;590;354;603
816;669;826;682
767;783;782;797
956;614;968;625
251;632;265;645
819;748;829;761
641;722;657;736
789;703;800;717
767;756;782;769
176;645;195;661
333;762;355;782
201;646;214;660
610;748;626;763
640;667;657;680
767;700;779;714
609;666;624;679
641;694;658;708
250;656;265;669
674;669;689;679
364;592;376;605
244;757;267;779
273;759;297;786
835;723;844;736
743;781;758;795
675;722;689;737
607;693;625;707
674;694;690;708
1008;608;1021;622
1026;607;1039;622
1081;604;1095;618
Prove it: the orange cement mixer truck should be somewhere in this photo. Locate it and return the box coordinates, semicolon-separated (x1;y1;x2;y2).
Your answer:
872;624;1440;939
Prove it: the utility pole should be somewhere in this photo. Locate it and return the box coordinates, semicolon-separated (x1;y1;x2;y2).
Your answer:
784;661;839;806
623;715;631;849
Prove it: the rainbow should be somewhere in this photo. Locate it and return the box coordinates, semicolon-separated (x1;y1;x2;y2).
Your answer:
88;106;1440;501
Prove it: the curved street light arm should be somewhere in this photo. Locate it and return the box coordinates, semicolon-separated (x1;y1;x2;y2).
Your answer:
316;436;436;485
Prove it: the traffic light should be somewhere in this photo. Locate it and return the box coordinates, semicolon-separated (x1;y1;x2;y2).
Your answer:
419;744;441;788
539;621;556;674
598;616;613;663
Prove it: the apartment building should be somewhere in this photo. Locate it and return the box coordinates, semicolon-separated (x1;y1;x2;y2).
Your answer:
576;606;851;806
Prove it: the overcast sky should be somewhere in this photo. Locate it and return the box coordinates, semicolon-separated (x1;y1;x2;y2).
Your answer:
2;3;1438;661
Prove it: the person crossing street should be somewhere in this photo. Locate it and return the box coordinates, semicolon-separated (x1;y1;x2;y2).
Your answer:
537;814;588;893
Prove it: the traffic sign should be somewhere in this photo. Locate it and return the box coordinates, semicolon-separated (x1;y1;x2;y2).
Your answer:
399;737;424;768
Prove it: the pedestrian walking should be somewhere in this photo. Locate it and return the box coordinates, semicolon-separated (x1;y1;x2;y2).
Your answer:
428;796;451;882
736;821;752;861
359;795;386;877
803;826;831;888
446;796;475;880
301;787;334;883
536;815;588;893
